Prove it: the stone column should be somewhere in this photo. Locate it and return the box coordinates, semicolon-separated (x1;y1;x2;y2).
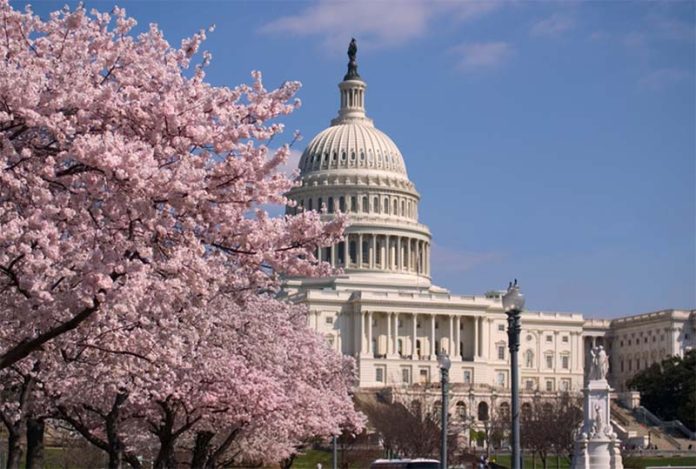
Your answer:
358;233;363;266
411;313;418;359
358;311;365;356
554;331;559;372
430;314;436;360
387;312;393;358
367;311;373;356
394;312;400;356
396;237;402;270
455;316;461;360
371;235;376;269
343;234;350;267
415;240;421;273
474;316;479;359
448;315;454;355
386;235;391;269
331;244;337;267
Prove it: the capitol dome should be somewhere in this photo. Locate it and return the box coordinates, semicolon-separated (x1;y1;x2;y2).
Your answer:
286;40;431;287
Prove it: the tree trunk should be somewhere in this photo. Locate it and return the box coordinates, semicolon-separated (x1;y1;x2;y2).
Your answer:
25;417;45;469
280;454;295;469
153;436;175;469
105;393;129;469
191;431;214;469
5;428;22;469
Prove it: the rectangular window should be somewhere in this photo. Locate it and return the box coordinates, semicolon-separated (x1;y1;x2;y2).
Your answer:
496;372;505;387
546;380;554;392
325;316;334;324
562;379;571;391
327;336;335;346
419;369;429;384
498;346;505;360
498;324;505;331
546;335;553;343
562;356;569;369
402;368;410;384
546;355;553;369
525;379;535;391
463;370;471;384
376;367;384;383
562;336;569;343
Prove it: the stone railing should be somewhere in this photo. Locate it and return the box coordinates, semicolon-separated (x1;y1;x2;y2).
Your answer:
635;406;696;440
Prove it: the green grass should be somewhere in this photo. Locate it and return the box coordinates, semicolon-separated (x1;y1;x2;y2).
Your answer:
291;449;334;469
622;455;696;469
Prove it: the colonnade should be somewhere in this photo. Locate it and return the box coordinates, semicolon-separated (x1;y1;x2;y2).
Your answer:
318;233;430;276
357;311;488;360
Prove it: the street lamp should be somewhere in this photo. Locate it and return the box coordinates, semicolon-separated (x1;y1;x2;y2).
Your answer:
438;351;451;469
502;279;525;469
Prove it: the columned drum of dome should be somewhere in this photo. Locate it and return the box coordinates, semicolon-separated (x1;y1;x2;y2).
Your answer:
286;41;432;287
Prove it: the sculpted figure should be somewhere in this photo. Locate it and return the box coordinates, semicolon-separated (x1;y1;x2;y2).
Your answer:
588;345;609;380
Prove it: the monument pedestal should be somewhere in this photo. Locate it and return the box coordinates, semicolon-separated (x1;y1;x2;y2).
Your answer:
571;378;623;469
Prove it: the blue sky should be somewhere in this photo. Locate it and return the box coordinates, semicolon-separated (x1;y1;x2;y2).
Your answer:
17;1;695;318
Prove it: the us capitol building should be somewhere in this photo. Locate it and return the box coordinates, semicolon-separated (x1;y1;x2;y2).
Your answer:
282;42;695;413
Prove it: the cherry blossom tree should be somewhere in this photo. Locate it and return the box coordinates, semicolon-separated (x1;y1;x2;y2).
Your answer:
0;0;342;371
0;2;362;467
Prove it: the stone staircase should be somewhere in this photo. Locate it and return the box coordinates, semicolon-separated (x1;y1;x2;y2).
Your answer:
610;402;692;451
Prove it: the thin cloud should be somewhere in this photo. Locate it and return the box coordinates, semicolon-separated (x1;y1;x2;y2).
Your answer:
450;41;512;72
530;13;575;37
259;0;501;53
638;68;689;90
589;31;609;42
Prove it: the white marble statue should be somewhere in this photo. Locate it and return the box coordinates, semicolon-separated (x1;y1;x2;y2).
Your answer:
589;345;609;381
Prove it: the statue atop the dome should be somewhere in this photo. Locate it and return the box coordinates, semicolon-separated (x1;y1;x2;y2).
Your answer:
344;38;361;80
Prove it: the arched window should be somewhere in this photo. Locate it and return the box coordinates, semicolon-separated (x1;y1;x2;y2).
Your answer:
362;196;369;213
375;239;382;265
339;196;345;212
477;402;489;421
318;197;323;211
308;198;313;211
433;400;442;416
499;402;510;418
521;402;532;419
393;199;398;215
350;196;357;212
401;200;405;216
383;197;389;214
349;241;357;265
373;197;380;213
327;197;334;213
525;350;534;368
456;401;467;419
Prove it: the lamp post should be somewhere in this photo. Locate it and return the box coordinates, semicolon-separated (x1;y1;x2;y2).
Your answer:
438;351;451;469
503;279;525;469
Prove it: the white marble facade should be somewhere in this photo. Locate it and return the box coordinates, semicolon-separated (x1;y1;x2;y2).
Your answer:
282;52;694;397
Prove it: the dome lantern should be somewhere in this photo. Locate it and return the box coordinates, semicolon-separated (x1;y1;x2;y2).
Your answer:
332;38;371;126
